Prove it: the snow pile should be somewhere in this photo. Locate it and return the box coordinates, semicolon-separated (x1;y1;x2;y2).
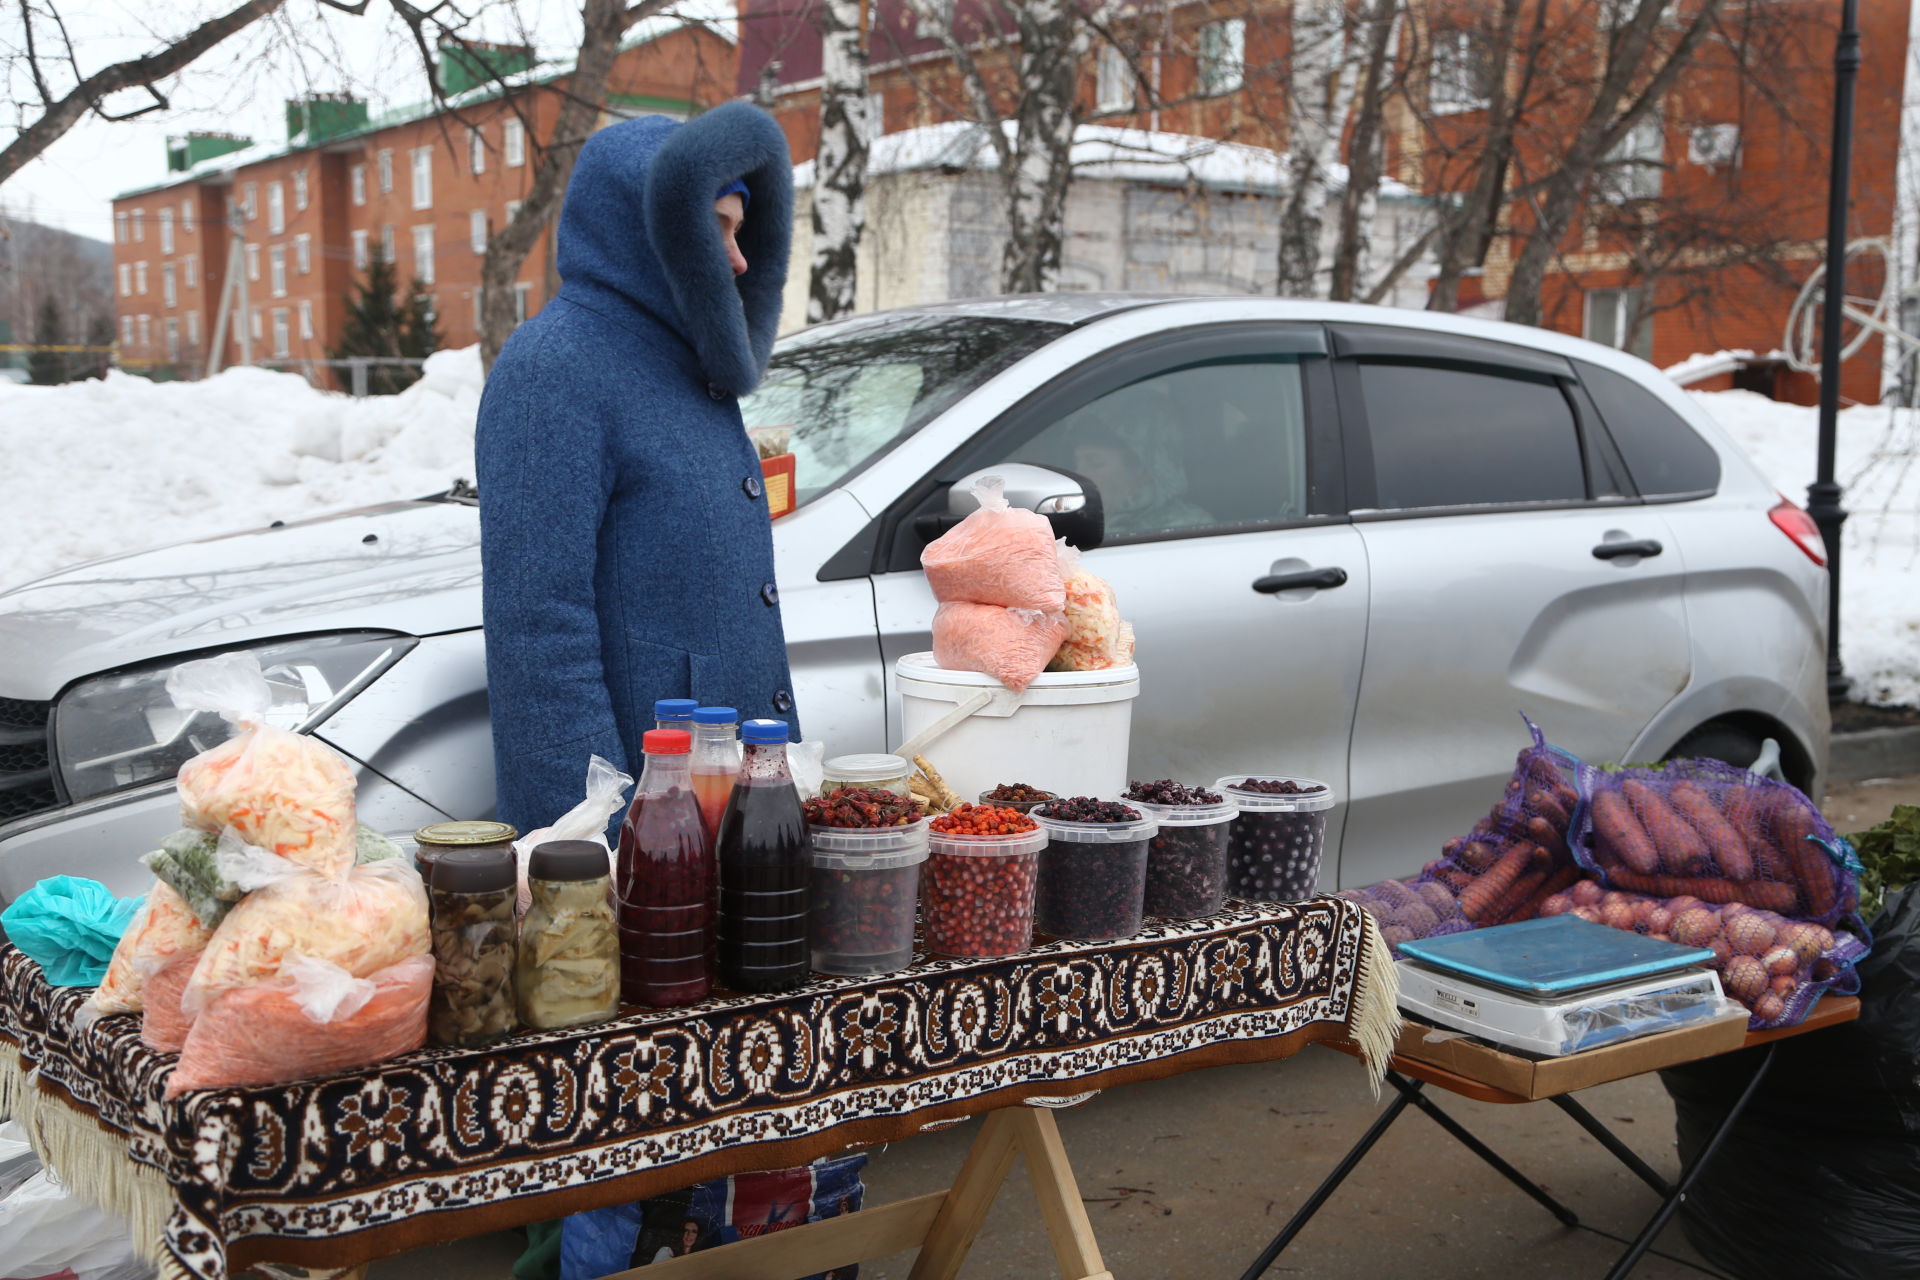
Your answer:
1692;390;1920;708
0;347;481;592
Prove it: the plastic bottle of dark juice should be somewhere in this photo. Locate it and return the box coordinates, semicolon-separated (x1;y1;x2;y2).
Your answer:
616;728;713;1007
716;719;810;993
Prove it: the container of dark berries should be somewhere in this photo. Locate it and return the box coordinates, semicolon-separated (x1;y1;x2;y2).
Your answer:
924;806;1049;959
1122;780;1236;920
1032;798;1158;941
977;782;1059;816
808;820;930;976
1213;775;1336;903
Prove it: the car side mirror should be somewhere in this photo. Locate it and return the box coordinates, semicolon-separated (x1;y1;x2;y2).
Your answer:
943;463;1105;551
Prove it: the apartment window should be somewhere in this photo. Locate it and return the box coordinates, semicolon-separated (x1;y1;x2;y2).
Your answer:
135;261;148;294
118;264;131;296
245;243;260;281
181;198;195;233
120;316;133;345
1430;28;1494;114
132;209;145;241
504;118;525;167
267;181;285;234
410;147;433;210
295;234;312;275
269;245;287;298
380;224;395;264
159;209;174;254
298;299;314;340
1688;123;1740;168
242;183;257;220
115;212;128;242
163;262;177;307
137;314;151;346
1199;18;1245;95
272;308;290;358
186;309;200;347
469;125;486;175
165;317;181;361
1584;287;1654;360
351;164;367;206
352;229;370;270
505;199;523;226
1097;44;1137;112
250;309;262;341
293;169;309;211
378;149;394;193
1602;114;1665;201
514;281;532;324
470;209;488;254
413;224;436;285
185;253;198;289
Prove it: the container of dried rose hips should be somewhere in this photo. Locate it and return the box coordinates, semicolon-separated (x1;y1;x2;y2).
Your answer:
924;805;1049;959
1032;798;1159;941
976;783;1059;816
808;820;930;976
1122;780;1236;920
1214;775;1337;903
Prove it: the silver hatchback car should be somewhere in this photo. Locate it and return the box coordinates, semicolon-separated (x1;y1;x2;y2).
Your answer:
0;296;1830;904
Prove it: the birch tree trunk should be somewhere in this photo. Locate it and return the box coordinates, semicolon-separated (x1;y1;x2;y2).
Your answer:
808;0;870;324
1276;0;1354;299
1329;0;1400;302
1000;0;1086;293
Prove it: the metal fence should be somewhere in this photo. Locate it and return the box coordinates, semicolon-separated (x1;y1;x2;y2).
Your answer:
253;357;430;396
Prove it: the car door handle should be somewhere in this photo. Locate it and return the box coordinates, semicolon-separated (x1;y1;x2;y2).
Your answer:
1253;567;1349;594
1592;539;1664;561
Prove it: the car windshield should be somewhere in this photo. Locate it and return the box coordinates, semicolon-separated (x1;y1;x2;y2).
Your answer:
741;314;1065;506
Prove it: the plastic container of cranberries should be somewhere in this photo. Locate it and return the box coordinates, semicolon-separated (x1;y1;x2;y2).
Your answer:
1214;775;1337;903
924;827;1048;959
808;820;930;976
1032;807;1158;941
1128;799;1236;920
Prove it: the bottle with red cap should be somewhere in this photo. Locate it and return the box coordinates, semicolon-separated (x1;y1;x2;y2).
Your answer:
615;728;714;1007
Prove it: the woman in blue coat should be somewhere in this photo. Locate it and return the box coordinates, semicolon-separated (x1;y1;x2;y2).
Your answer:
475;102;798;837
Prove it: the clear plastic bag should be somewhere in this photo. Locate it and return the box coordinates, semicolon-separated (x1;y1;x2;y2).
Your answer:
167;954;433;1097
139;950;201;1054
143;825;407;927
86;881;213;1019
512;754;632;912
931;601;1068;692
0;1165;155;1280
168;651;358;880
1046;540;1134;672
183;859;429;1017
920;476;1067;612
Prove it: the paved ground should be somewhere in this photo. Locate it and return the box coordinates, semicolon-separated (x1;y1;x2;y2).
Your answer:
372;770;1920;1280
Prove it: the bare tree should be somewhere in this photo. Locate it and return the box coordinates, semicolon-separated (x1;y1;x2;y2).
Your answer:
1275;0;1355;297
1328;0;1402;302
809;0;871;323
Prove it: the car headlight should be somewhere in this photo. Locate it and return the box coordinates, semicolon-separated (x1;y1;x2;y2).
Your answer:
51;632;416;803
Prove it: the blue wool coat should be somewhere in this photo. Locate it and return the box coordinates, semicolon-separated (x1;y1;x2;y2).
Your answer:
475;104;799;836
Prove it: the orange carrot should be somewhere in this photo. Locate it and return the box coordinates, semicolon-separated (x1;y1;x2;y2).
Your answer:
1460;844;1538;922
1670;782;1755;880
1591;791;1659;874
1623;780;1711;874
1604;869;1800;915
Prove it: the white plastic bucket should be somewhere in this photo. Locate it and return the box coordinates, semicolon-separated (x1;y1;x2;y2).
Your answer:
894;652;1140;803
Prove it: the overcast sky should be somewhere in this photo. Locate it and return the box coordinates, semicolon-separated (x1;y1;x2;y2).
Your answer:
3;0;725;241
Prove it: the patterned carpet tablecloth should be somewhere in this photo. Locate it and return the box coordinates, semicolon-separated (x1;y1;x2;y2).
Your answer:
0;898;1396;1280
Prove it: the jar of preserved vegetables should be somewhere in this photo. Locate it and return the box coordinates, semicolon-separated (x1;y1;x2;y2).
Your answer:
413;820;518;881
428;846;518;1046
822;753;913;799
517;840;620;1030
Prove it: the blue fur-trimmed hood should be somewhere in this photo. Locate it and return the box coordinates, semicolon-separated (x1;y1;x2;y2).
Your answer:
555;103;792;395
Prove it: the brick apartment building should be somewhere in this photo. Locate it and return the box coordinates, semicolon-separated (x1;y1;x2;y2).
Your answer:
109;23;736;383
740;0;1917;404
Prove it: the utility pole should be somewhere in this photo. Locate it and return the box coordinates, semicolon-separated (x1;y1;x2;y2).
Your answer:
1808;0;1860;702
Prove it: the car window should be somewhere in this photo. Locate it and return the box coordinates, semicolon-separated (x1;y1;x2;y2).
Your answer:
741;315;1064;506
1577;360;1721;497
1355;361;1587;509
999;357;1311;542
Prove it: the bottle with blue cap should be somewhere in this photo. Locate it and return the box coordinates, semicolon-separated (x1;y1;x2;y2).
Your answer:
715;718;809;993
691;707;742;838
654;698;698;732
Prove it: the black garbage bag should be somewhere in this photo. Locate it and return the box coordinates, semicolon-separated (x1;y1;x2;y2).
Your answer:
1659;883;1920;1279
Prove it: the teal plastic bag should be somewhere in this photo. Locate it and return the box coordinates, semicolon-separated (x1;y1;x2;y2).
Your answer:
1;877;145;987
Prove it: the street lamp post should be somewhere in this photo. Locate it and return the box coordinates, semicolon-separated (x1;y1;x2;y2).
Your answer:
1809;0;1860;703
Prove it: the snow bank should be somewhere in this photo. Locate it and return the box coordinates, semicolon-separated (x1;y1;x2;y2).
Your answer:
1691;390;1920;708
0;347;481;592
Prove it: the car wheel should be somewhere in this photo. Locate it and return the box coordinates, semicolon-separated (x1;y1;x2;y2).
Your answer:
1666;724;1766;774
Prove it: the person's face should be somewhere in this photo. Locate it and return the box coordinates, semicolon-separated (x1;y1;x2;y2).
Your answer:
681;1220;700;1251
716;194;747;277
1074;442;1144;511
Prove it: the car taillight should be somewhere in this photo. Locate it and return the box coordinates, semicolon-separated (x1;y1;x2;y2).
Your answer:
1769;497;1827;566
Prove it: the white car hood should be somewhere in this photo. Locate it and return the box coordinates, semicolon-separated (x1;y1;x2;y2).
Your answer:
0;500;483;700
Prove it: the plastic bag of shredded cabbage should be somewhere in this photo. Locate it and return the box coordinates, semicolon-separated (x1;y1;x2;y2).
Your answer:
932;602;1068;692
86;881;213;1018
169;651;358;880
921;476;1066;612
1046;541;1134;672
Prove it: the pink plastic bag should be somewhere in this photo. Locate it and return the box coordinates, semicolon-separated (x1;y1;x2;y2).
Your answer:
168;954;432;1096
140;950;201;1053
932;602;1068;692
920;476;1066;612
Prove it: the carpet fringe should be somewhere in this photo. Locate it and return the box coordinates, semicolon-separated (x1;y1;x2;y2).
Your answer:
1347;908;1403;1097
0;1041;21;1123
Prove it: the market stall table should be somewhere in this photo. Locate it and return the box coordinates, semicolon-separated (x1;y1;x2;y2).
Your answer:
1239;994;1862;1280
0;899;1397;1280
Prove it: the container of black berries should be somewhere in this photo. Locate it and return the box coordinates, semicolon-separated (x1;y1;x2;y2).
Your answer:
808;820;930;976
1213;776;1336;903
1031;798;1158;941
1122;780;1236;920
977;783;1059;816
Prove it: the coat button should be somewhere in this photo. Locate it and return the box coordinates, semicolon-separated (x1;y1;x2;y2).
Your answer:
708;383;729;401
743;475;764;499
773;689;794;713
760;581;779;606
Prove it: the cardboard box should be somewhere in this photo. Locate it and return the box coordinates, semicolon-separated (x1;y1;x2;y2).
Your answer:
1393;1006;1750;1100
761;452;796;519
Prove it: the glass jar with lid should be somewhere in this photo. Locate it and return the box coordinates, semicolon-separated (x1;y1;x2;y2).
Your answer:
822;753;913;799
428;846;519;1046
413;820;518;881
517;840;620;1030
